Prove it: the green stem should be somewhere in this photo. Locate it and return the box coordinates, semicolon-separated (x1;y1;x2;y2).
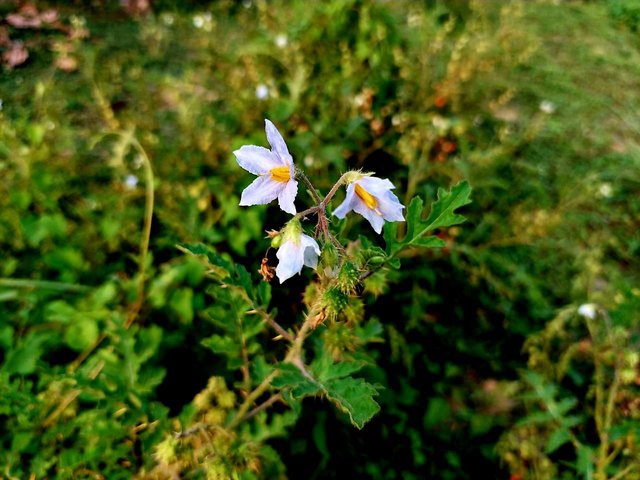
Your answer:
124;134;155;328
227;370;278;429
226;306;319;429
0;278;90;292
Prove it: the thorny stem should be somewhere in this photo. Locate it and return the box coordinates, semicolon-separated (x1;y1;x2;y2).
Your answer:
251;308;294;343
243;393;283;421
294;205;320;220
320;172;349;207
220;173;354;429
227;370;278;429
296;170;322;204
227;307;319;429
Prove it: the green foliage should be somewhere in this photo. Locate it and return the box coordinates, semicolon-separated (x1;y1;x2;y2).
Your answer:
274;352;380;429
384;181;472;257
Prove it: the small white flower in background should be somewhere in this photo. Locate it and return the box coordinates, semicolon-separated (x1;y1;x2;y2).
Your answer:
0;99;3;110
124;174;139;190
193;15;204;28
333;172;405;234
161;13;174;26
255;84;269;100
578;303;597;319
598;183;612;198
275;34;288;48
275;219;320;283
234;119;298;214
539;100;556;114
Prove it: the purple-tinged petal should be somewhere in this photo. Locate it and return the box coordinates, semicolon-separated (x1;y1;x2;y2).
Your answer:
265;119;293;166
278;180;298;215
276;239;304;283
332;183;357;219
301;234;321;268
377;190;405;222
239;175;286;206
234;145;280;175
352;195;386;233
358;176;396;195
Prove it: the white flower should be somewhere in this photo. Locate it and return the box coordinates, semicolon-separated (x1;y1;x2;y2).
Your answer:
193;15;204;28
275;34;288;48
255;84;269;100
539;100;556;114
598;183;612;198
275;220;320;283
124;174;139;190
333;173;405;234
233;119;298;214
578;303;597;319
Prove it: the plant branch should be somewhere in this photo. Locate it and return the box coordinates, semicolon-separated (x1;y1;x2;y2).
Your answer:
296;169;322;204
227;370;278;429
0;278;91;292
252;309;294;343
320;172;348;207
294;206;320;220
243;393;283;422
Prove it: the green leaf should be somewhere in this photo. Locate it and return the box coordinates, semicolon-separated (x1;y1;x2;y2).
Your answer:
324;377;380;429
275;356;380;429
545;428;572;454
272;363;321;398
385;181;472;255
3;333;47;375
576;445;594;478
202;334;239;357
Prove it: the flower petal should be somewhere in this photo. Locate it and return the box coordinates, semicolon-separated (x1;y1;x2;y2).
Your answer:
265;119;293;166
276;240;304;283
352;196;386;234
301;234;321;268
277;179;298;215
358;176;395;195
377;189;405;222
332;183;357;219
234;145;280;175
239;175;285;206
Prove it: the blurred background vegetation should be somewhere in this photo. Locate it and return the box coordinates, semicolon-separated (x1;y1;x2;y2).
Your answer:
1;0;639;478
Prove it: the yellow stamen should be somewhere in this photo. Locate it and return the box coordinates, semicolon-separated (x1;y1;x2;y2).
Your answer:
355;183;378;210
270;166;290;183
354;183;384;216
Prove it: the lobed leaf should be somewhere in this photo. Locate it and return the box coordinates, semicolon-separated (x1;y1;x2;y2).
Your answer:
385;181;472;256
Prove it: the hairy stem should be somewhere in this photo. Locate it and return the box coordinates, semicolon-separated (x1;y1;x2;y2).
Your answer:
227;370;278;429
243;393;283;421
294;206;320;220
321;172;349;207
296;170;322;204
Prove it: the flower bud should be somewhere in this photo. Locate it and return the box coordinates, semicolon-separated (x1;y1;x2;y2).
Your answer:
367;255;386;265
270;234;282;248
